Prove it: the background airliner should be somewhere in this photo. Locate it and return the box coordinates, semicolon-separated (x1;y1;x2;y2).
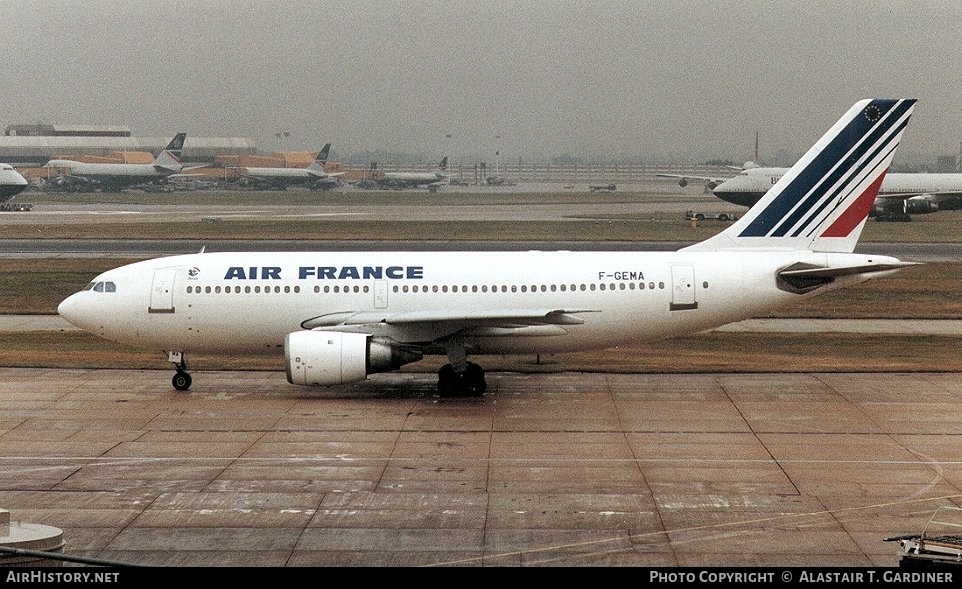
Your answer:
239;143;343;190
658;132;763;191
0;164;29;200
58;99;917;397
44;133;187;192
712;167;962;221
374;156;449;189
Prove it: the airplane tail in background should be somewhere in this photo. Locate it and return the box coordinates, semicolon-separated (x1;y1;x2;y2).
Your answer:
316;143;331;164
438;156;448;172
153;133;187;172
684;99;916;254
308;143;335;175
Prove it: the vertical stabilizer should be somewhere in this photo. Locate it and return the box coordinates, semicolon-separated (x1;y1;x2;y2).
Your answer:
153;133;186;171
309;143;332;173
683;99;915;253
316;143;331;164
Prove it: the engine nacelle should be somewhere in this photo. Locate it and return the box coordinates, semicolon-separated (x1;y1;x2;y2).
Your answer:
872;198;938;217
903;199;939;215
678;178;688;188
284;330;422;386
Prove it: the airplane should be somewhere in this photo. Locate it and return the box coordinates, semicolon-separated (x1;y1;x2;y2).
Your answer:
43;133;187;192
658;132;763;191
238;143;343;190
656;167;748;192
712;166;962;221
58;98;917;397
0;163;28;201
374;156;449;189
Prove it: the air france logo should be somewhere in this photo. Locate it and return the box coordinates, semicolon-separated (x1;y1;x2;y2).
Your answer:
223;265;424;280
187;267;200;279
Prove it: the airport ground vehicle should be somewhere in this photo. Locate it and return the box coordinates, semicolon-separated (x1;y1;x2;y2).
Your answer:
684;209;737;222
0;202;33;212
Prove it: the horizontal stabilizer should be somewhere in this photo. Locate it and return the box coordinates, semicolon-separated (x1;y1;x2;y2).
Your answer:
779;261;919;280
777;260;919;293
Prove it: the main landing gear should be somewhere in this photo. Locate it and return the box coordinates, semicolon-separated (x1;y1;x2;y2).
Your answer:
168;351;192;392
437;340;486;398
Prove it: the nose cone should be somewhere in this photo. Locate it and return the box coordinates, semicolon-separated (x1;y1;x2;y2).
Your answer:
57;293;85;329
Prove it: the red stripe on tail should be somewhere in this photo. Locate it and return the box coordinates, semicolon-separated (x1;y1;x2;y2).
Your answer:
820;171;887;238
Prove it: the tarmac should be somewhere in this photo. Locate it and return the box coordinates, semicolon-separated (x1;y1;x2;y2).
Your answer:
2;312;962;567
0;367;960;567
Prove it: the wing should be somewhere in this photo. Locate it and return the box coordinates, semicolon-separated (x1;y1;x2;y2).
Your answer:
300;308;598;345
656;173;729;189
876;191;962;205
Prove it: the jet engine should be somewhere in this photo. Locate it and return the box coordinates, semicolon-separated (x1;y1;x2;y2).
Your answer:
284;330;422;386
871;197;938;221
677;178;688;188
903;198;939;215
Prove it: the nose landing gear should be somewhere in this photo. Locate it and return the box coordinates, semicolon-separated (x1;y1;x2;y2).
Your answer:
168;351;192;391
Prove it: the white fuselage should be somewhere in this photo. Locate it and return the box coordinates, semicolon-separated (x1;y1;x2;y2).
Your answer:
44;160;177;190
0;164;28;200
243;167;318;179
45;160;166;178
379;171;444;187
713;167;962;207
57;249;891;357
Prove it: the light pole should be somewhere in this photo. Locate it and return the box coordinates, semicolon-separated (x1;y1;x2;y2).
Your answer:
274;131;291;153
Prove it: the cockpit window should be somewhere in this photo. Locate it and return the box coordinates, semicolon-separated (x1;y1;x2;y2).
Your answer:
83;282;96;291
93;282;104;292
105;281;116;292
89;281;116;293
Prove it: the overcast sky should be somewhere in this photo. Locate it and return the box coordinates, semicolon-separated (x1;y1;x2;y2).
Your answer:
2;0;959;165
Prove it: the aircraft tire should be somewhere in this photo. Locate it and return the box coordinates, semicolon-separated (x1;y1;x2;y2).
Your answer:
172;371;192;392
437;363;486;398
464;362;486;397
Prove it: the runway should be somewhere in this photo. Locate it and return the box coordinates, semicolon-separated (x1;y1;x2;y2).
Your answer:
1;367;960;567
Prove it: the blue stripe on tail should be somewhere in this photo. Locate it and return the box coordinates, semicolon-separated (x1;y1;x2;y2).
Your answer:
738;99;911;237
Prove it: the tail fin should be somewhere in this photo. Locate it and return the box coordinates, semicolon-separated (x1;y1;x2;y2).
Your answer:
316;143;331;164
438;156;448;172
684;99;915;253
308;143;333;174
153;133;186;171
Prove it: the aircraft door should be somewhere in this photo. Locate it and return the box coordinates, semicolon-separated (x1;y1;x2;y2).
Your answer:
374;280;388;309
669;265;698;311
148;267;178;314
